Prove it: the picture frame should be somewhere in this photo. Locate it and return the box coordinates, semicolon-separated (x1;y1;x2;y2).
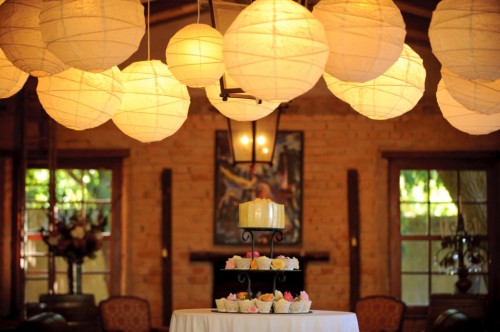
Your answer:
213;130;303;245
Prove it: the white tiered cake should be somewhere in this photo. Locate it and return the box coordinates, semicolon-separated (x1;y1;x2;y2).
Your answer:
238;198;285;229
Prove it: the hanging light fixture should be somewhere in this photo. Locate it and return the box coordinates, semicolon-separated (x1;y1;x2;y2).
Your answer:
223;0;330;103
0;0;69;77
166;23;225;88
441;68;499;116
313;0;406;83
39;0;145;72
227;107;281;165
429;0;500;81
0;48;29;99
37;67;123;131
436;79;500;135
323;44;426;120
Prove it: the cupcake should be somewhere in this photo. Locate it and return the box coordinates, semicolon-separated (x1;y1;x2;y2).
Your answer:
248;304;259;313
299;291;312;312
292;257;300;270
289;300;304;313
284;258;294;270
224;293;239;312
238;299;255;313
255;293;274;313
215;298;226;312
236;258;251;269
271;258;285;270
273;299;291;313
256;256;272;270
225;255;240;270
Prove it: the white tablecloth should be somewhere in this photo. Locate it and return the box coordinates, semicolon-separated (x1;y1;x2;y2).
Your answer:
169;308;359;332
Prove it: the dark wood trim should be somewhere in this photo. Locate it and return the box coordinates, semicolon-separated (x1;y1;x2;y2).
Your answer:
110;162;123;297
161;169;173;326
347;169;360;311
382;151;500;160
190;251;329;263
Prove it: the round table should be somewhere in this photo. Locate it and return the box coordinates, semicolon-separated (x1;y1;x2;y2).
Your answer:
170;308;359;332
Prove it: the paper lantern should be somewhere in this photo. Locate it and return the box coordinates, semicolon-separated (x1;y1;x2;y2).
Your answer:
313;0;406;83
437;79;500;135
223;0;330;103
323;44;426;120
0;48;28;98
441;68;500;115
429;0;500;81
205;74;279;121
0;0;68;77
166;23;225;88
112;60;191;143
37;67;123;130
39;0;145;72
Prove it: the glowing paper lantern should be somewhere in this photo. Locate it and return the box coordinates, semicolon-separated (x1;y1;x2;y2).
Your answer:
0;0;68;77
437;79;500;135
205;74;279;121
313;0;406;83
39;0;145;72
429;0;500;81
37;67;123;130
441;68;500;115
0;48;28;98
223;0;330;103
324;44;426;120
166;23;225;88
112;60;191;143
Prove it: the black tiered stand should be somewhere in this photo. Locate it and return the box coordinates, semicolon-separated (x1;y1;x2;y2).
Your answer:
224;227;300;299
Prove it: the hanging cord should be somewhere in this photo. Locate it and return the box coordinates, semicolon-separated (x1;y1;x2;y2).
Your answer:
147;0;151;60
197;0;201;24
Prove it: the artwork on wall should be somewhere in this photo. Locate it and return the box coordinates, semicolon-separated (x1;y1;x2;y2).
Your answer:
214;130;303;245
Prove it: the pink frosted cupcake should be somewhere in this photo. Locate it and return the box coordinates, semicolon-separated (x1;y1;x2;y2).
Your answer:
299;291;312;312
224;293;239;312
273;291;293;313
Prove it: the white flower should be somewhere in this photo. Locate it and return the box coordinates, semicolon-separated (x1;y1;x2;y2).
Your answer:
70;226;85;239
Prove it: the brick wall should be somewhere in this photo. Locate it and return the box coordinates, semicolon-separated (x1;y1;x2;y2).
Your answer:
53;94;500;327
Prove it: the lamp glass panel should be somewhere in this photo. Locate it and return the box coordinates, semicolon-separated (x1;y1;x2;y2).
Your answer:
228;120;253;162
255;111;279;163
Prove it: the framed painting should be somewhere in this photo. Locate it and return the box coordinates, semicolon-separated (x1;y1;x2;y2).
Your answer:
214;130;303;245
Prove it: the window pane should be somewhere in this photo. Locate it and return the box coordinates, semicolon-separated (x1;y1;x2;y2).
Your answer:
25;279;48;303
25;209;49;232
460;171;486;202
462;204;487;235
430;170;457;202
430;203;457;236
86;169;112;200
402;275;429;306
83;274;110;304
400;170;428;202
469;274;488;294
431;274;455;294
400;203;428;235
402;241;429;272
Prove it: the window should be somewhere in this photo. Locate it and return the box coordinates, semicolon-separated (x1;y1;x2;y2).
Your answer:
21;153;124;305
385;152;499;315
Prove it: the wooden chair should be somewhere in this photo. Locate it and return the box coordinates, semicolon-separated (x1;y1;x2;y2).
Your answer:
355;295;406;332
99;296;168;332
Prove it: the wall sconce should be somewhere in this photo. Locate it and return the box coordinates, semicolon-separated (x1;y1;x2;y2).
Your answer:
227;107;281;165
435;212;488;294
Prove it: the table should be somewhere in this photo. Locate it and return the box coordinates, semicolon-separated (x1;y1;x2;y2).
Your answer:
170;308;359;332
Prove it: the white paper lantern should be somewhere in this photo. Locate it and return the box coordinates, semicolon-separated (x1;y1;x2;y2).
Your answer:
324;44;426;120
437;79;500;135
37;67;123;130
223;0;330;103
0;0;68;77
205;76;279;121
166;23;225;88
0;47;28;98
441;68;500;115
112;60;191;143
313;0;406;83
39;0;145;72
429;0;500;81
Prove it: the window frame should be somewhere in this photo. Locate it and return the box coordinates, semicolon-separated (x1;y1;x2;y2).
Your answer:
384;151;500;318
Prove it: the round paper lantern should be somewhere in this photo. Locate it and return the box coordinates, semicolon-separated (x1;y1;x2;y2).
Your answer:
205;75;279;121
0;0;68;77
223;0;330;103
166;23;225;88
323;44;426;120
0;48;28;98
112;60;191;143
437;79;500;135
37;67;123;130
313;0;406;83
441;68;500;115
429;0;500;81
39;0;145;72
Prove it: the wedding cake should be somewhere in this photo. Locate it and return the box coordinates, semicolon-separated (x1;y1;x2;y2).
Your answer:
239;198;285;229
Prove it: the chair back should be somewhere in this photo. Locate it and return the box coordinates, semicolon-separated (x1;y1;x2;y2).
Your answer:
99;296;152;332
16;312;68;332
355;295;406;332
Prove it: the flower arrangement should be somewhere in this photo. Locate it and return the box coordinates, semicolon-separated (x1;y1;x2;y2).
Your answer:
40;210;107;264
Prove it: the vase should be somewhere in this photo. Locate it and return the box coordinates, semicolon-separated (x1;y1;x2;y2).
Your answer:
67;259;83;294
